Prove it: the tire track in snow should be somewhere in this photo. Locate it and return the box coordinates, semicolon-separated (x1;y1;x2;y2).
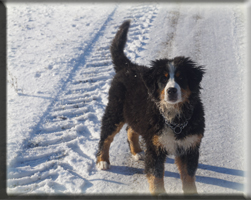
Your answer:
7;4;159;194
7;6;118;194
123;4;158;64
165;9;180;58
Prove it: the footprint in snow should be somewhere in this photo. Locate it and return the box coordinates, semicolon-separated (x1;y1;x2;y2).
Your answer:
35;71;41;78
48;65;53;70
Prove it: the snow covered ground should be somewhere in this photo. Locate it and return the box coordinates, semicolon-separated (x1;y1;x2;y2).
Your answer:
7;2;247;195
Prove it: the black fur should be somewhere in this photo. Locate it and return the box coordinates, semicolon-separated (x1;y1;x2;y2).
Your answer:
110;20;133;73
96;20;205;194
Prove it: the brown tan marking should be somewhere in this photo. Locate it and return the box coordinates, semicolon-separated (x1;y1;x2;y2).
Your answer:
164;72;169;77
152;135;163;148
175;156;197;194
160;89;165;100
176;71;180;77
96;122;125;164
147;174;166;194
127;127;142;155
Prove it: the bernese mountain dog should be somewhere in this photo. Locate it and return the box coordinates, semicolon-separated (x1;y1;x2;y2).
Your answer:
96;20;205;195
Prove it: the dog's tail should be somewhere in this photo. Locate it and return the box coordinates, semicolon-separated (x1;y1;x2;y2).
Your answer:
110;20;132;73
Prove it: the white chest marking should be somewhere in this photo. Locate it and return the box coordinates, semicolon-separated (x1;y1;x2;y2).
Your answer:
158;126;200;156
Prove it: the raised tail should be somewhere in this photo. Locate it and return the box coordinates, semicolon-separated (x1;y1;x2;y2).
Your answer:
110;20;132;73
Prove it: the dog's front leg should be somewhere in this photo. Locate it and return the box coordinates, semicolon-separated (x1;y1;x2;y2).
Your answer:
145;145;167;195
175;148;199;194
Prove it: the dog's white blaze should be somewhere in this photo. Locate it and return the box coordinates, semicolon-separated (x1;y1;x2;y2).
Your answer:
164;62;182;104
168;62;175;73
158;126;200;156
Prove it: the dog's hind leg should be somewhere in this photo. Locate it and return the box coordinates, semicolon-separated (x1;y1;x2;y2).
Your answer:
96;94;125;170
127;126;144;160
96;119;124;170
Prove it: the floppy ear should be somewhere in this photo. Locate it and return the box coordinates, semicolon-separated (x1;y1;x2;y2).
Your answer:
188;66;205;91
174;56;205;91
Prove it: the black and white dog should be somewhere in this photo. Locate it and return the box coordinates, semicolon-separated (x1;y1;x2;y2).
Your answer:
96;20;205;195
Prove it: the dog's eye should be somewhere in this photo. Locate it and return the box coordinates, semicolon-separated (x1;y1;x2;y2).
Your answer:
176;74;183;81
176;71;182;80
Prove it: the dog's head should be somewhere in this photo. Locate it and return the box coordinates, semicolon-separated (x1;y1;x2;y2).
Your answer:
143;56;205;108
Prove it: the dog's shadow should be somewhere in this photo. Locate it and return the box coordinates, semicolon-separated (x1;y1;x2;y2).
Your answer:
166;158;245;192
108;157;245;192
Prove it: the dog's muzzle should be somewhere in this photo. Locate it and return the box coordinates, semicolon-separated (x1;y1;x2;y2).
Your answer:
167;87;178;102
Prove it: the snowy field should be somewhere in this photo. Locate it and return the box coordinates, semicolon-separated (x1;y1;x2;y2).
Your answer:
7;2;248;195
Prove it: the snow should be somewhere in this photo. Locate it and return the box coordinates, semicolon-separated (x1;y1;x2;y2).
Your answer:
6;1;247;195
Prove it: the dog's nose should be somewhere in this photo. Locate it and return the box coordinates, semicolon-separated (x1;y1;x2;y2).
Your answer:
167;88;177;95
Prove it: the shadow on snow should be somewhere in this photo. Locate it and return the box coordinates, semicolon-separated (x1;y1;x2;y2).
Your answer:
106;157;245;192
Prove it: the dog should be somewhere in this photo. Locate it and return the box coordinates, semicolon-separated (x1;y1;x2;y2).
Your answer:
96;20;205;195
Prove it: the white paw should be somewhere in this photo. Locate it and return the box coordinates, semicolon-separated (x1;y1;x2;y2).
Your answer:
96;161;110;170
132;151;145;161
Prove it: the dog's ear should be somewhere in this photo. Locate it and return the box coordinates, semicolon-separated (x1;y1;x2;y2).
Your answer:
188;65;205;91
174;57;205;91
142;67;157;96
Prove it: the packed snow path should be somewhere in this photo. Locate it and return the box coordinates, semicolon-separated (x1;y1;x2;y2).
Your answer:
7;3;246;195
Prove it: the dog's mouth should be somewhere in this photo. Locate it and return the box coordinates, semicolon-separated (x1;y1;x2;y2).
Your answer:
166;96;181;104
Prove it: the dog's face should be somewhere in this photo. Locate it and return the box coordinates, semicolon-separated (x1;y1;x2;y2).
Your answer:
143;57;204;106
158;62;183;104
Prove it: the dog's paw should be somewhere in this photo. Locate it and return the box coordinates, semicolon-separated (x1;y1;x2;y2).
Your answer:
96;161;110;170
132;151;145;161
